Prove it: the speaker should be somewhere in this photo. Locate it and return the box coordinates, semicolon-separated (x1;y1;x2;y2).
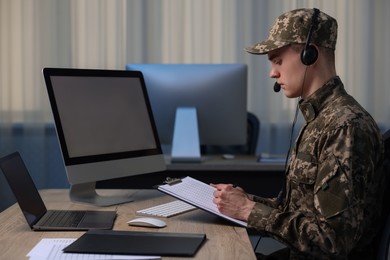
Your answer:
301;8;320;66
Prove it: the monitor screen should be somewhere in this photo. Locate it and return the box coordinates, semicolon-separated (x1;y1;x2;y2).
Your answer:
125;64;248;161
43;68;166;206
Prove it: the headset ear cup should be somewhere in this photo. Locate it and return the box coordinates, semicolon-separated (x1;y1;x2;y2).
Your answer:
301;45;318;65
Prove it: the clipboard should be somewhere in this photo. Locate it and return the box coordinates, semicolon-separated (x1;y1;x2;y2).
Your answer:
63;229;206;257
156;176;247;227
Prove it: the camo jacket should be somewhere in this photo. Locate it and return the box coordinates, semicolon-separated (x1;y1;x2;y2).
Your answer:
248;76;384;259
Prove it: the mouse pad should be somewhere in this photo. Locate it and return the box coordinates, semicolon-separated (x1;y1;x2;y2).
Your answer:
63;229;206;256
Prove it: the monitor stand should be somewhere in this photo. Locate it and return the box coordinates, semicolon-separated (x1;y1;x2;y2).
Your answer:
69;182;135;206
171;107;202;163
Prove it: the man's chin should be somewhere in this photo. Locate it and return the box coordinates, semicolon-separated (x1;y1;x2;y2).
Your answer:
283;91;298;98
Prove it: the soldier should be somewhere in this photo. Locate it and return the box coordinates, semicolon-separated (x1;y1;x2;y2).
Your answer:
212;8;384;259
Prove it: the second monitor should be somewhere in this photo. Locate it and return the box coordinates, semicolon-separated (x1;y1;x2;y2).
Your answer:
126;64;248;162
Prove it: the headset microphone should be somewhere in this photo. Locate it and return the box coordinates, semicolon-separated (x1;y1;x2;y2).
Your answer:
273;82;281;92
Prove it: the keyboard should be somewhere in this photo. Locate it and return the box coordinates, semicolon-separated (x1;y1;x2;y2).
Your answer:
136;200;196;218
40;210;85;227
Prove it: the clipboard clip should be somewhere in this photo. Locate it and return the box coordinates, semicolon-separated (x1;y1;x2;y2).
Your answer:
163;177;182;185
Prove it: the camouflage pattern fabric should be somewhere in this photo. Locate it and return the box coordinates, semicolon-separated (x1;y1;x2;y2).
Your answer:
245;8;338;55
248;77;385;259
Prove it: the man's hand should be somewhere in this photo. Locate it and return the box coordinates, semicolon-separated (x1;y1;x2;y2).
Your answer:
211;183;256;221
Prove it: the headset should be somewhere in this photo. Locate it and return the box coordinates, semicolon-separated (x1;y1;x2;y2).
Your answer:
301;8;320;66
279;8;322;189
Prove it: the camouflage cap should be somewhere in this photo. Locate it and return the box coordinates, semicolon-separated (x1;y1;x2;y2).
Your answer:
245;8;338;55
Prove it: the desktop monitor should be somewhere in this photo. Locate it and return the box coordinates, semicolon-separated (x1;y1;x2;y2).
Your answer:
125;64;248;162
43;68;166;206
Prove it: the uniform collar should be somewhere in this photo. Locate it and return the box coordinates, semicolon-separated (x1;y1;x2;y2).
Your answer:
298;76;345;123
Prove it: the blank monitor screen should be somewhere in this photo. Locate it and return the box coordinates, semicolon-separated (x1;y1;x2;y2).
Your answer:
51;76;156;159
125;64;248;150
43;68;166;206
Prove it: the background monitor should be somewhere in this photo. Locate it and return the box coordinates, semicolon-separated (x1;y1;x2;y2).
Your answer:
125;64;248;162
43;68;166;206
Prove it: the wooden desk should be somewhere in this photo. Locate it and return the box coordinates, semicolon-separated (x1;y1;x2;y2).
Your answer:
0;189;256;259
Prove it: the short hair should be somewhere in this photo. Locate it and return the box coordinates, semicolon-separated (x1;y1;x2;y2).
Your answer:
289;44;335;64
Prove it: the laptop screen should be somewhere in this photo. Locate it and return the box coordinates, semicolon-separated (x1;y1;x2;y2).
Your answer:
0;152;47;227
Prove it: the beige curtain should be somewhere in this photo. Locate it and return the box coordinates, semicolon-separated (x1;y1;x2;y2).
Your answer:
1;0;389;155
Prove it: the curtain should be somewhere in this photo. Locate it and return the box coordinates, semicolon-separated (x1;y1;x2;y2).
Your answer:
1;0;389;158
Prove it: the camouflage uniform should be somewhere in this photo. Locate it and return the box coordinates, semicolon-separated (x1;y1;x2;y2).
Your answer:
247;77;384;259
245;8;385;259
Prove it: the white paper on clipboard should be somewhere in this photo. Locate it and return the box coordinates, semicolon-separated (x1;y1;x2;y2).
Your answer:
157;176;247;227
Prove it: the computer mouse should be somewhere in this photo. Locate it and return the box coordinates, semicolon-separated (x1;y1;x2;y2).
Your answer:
127;217;167;228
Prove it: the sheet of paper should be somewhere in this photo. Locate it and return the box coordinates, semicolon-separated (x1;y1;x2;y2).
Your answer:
27;238;161;260
158;176;247;227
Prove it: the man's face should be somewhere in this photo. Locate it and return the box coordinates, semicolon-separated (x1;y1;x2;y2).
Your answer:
267;46;307;98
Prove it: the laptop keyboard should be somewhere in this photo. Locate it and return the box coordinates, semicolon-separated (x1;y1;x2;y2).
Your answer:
40;210;85;227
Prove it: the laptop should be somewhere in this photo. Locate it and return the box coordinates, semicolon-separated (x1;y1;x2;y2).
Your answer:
0;152;117;231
